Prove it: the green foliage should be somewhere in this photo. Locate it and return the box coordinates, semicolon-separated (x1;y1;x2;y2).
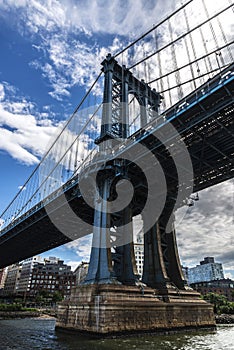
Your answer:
219;303;234;314
34;290;63;304
38;290;51;299
52;291;63;302
21;307;38;312
0;303;23;311
202;293;234;314
0;303;38;312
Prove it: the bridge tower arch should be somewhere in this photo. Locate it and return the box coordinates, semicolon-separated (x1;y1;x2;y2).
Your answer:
83;54;187;292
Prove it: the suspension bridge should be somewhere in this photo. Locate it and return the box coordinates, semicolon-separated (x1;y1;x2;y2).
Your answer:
0;0;233;300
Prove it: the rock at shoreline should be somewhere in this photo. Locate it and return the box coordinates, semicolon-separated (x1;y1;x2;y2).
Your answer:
0;311;41;319
215;314;234;324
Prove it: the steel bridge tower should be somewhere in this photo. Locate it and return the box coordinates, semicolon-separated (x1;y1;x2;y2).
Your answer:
82;54;188;292
56;54;216;334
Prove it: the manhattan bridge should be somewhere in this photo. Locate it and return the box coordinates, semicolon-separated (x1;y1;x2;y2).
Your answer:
0;0;233;292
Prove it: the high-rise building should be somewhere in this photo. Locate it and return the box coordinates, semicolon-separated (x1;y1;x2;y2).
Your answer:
4;263;22;295
29;258;75;297
3;256;76;298
133;215;144;278
17;256;44;295
0;268;7;290
187;257;224;284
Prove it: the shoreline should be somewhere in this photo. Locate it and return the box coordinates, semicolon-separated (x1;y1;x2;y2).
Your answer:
0;310;56;320
0;311;233;324
215;314;234;324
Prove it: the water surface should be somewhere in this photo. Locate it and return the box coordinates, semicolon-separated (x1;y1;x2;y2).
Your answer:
0;318;233;350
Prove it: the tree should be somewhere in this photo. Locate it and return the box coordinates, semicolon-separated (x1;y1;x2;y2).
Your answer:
203;293;229;313
52;291;63;303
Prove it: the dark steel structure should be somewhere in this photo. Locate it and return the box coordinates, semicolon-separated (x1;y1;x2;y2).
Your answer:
0;55;233;297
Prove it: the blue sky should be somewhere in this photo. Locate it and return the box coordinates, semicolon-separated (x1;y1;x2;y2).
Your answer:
0;0;233;277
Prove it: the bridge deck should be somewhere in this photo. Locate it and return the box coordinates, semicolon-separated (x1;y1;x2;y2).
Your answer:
0;65;233;268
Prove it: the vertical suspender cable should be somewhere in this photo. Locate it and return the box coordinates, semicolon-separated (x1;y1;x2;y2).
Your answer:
199;26;213;76
168;18;183;100
182;4;202;85
166;75;173;107
216;15;233;62
182;1;197;89
141;41;148;82
153;28;166;110
201;0;225;66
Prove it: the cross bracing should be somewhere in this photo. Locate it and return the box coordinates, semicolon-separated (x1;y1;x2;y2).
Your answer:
0;0;233;269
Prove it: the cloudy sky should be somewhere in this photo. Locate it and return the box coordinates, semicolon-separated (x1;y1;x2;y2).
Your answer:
0;0;233;278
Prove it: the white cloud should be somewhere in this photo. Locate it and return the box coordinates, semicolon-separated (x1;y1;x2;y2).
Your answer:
18;185;26;190
65;260;80;271
0;0;232;103
225;272;234;280
30;35;119;100
0;0;233;278
0;127;40;165
62;178;234;279
0;82;59;165
65;235;92;262
176;180;234;278
0;84;5;101
0;0;176;36
0;0;177;100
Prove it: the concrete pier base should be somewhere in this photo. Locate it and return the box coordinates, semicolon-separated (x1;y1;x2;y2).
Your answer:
56;284;215;335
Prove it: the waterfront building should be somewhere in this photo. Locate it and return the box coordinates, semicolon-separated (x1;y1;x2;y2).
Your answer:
44;256;60;264
28;258;75;297
17;256;43;296
74;262;89;285
0;267;7;290
3;263;22;295
187;257;224;284
191;278;234;302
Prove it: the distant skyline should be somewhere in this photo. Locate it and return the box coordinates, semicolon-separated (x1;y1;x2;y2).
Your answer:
0;0;233;277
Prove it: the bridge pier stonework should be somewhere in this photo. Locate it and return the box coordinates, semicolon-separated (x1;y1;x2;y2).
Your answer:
56;55;216;335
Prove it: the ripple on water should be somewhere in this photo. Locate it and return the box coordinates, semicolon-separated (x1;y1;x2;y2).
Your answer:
0;319;233;350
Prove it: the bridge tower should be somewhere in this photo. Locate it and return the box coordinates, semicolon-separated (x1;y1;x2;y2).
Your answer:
56;55;215;335
83;54;186;292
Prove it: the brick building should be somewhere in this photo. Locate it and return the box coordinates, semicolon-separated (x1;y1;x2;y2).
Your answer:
3;257;75;298
28;258;75;297
191;278;234;302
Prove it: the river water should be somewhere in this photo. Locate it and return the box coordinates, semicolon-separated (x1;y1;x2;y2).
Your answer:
0;318;233;350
